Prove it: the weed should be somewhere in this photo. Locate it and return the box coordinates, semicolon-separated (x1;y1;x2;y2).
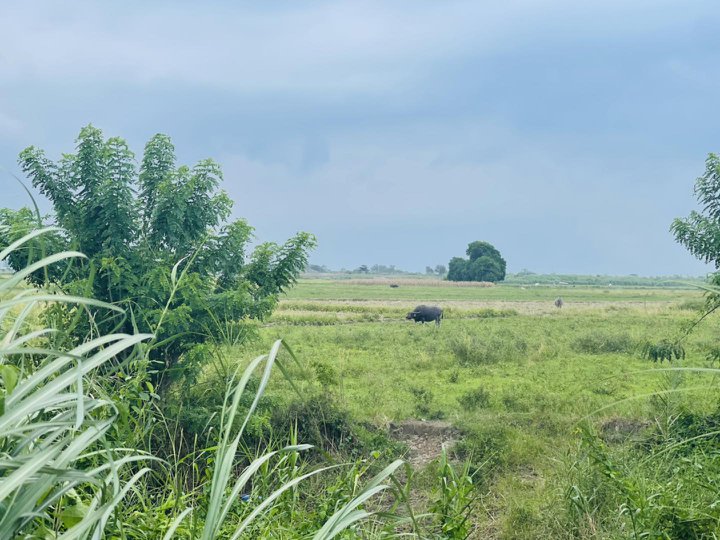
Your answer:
458;387;491;411
429;449;478;538
451;329;528;366
311;359;339;388
409;386;434;417
571;330;636;355
640;339;685;362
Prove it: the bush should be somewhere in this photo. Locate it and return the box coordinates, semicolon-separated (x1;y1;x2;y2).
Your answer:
410;386;434;416
0;125;315;385
571;330;636;355
458;387;491;411
640;339;685;362
451;329;528;366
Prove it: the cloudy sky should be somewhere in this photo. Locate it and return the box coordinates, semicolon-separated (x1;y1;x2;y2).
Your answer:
1;1;719;275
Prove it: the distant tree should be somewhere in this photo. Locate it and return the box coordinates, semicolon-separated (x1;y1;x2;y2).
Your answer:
307;264;329;273
447;241;506;282
425;266;434;275
355;265;369;273
369;264;401;274
434;264;446;276
447;257;469;281
0;125;316;384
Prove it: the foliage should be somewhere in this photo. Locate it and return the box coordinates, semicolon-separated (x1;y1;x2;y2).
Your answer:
671;153;720;269
0;229;152;538
640;339;686;363
568;422;720;539
0;125;315;384
447;241;506;282
429;449;478;539
571;330;636;355
457;387;491;411
450;329;527;366
0;233;415;538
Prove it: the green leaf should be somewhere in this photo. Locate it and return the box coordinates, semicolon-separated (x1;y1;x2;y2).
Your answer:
0;365;19;396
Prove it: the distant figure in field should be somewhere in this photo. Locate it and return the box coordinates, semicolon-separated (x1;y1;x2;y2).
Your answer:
406;305;443;326
555;297;564;309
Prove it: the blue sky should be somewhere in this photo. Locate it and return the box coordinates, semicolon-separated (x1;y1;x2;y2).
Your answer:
1;0;719;274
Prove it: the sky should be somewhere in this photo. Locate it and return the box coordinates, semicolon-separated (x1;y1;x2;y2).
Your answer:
1;0;719;275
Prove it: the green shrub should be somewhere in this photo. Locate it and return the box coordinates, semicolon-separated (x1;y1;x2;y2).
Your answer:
453;423;511;473
705;343;720;363
1;125;315;385
458;387;491;411
571;330;636;355
568;423;720;539
429;449;478;538
410;386;434;416
451;329;528;366
673;298;705;311
640;339;685;362
0;234;413;538
311;359;339;388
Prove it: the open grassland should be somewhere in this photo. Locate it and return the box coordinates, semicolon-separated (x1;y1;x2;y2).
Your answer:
285;277;699;303
230;277;720;537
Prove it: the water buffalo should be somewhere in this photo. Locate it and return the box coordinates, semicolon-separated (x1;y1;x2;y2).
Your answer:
554;297;564;308
406;305;443;326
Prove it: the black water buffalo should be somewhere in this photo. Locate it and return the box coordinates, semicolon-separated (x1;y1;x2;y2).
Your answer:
406;305;443;325
554;297;564;308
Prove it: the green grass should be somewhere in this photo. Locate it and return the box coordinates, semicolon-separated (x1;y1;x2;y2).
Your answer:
285;278;701;303
228;278;720;537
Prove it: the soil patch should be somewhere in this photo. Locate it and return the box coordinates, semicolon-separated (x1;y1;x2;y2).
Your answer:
600;416;651;444
390;419;460;468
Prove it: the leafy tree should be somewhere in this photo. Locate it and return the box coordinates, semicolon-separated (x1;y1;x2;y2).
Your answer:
671;153;720;269
0;125;315;384
434;264;447;276
447;241;506;282
425;266;434;275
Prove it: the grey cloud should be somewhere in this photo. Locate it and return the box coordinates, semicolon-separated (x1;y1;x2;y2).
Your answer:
0;1;718;275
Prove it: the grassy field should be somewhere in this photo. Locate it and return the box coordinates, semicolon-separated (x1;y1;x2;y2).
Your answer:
284;278;700;303
230;277;720;537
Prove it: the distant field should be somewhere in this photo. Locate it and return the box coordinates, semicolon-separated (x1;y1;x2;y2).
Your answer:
284;277;702;303
226;276;718;536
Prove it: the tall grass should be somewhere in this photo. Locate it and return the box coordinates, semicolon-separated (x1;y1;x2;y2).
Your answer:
0;229;413;538
0;228;153;538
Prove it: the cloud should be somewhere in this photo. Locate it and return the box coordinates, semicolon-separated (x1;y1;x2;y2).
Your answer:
0;0;717;274
2;0;716;92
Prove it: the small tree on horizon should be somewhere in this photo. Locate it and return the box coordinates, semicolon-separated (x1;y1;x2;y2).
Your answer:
447;241;506;282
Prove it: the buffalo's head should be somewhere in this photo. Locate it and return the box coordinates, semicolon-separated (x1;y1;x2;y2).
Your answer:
406;311;418;320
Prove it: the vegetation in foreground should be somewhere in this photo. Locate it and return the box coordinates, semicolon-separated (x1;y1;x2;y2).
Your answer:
3;231;480;538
